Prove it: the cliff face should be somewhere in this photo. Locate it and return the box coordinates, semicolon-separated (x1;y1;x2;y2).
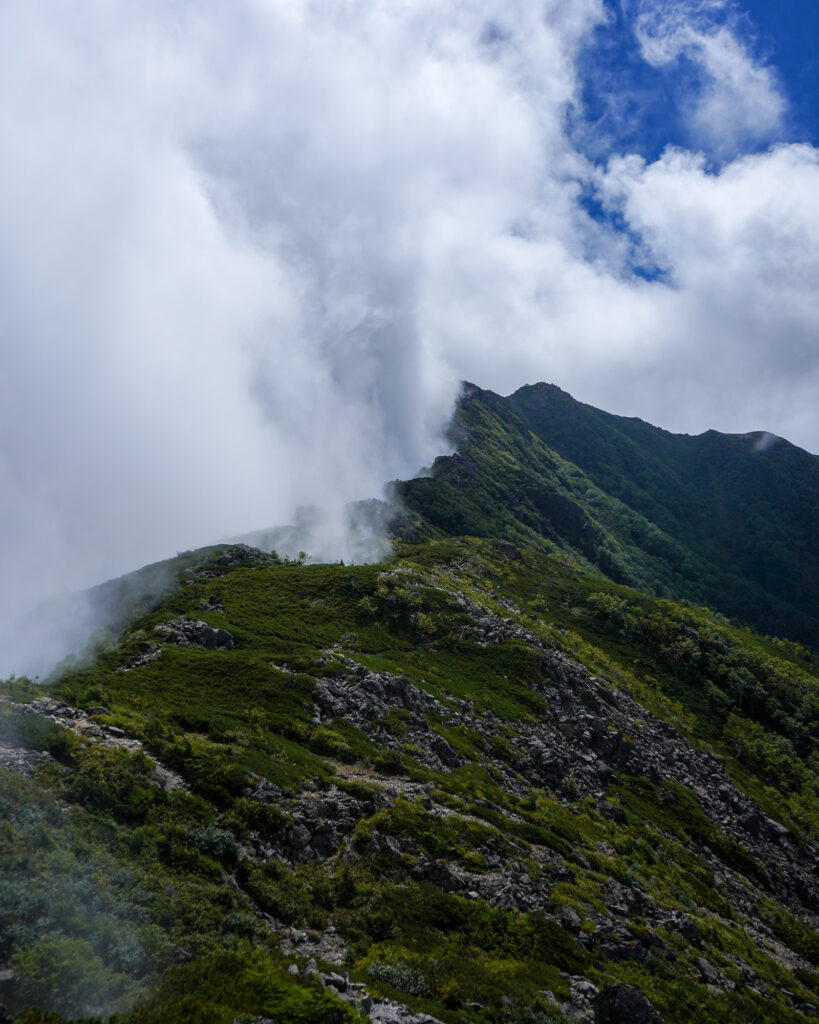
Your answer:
1;536;817;1024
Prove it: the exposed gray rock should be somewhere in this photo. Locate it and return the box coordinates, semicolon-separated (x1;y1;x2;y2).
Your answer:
430;735;460;767
412;859;464;892
16;699;188;791
670;914;702;948
275;923;347;965
594;983;665;1024
0;743;54;777
118;641;162;670
29;698;83;720
307;620;819;935
553;905;582;934
154;617;233;650
294;963;444;1024
240;780;374;864
559;975;599;1022
215;544;274;567
695;957;733;990
247;777;285;804
312;668;458;772
7;561;814;1022
323;972;348;993
368;1002;443;1024
301;958;319;977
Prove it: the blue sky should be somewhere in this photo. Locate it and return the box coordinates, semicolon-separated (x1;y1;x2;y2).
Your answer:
744;0;819;141
576;0;819;161
568;0;819;284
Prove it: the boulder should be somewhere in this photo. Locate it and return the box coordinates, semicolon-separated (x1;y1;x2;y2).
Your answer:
369;1003;443;1023
554;905;583;934
597;800;626;824
742;810;762;837
696;957;722;986
594;983;665;1024
431;735;460;767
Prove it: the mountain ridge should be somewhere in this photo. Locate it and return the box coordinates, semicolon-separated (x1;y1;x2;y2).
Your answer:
0;381;818;1024
398;381;819;650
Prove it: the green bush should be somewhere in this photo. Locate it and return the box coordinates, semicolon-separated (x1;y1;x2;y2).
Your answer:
125;946;360;1024
366;958;431;997
191;826;239;865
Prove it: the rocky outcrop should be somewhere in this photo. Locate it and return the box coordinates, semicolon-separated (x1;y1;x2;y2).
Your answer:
310;642;818;921
282;959;444;1023
15;698;188;792
154;617;234;650
118;615;234;671
0;743;54;777
312;666;462;772
243;779;377;864
214;544;274;567
186;545;275;582
3;517;819;1024
369;1004;443;1024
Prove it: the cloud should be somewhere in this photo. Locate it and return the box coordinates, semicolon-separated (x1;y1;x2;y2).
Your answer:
596;143;819;441
0;0;599;674
690;28;785;151
634;0;786;154
0;0;818;675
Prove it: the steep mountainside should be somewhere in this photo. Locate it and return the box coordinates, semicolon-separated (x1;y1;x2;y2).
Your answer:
397;384;819;649
0;538;818;1024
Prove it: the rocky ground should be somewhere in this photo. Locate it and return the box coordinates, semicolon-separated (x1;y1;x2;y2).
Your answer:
1;545;817;1023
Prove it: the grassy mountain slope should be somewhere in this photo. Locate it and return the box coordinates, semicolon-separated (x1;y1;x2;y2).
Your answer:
1;540;818;1024
397;384;819;649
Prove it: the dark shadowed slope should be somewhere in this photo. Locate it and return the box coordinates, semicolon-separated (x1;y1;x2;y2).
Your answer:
397;383;819;649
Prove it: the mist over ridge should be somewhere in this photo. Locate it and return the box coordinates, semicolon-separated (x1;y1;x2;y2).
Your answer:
3;1;819;674
9;374;819;683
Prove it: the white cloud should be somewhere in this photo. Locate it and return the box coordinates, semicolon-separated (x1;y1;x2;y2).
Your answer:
596;143;819;439
0;0;818;675
635;1;786;154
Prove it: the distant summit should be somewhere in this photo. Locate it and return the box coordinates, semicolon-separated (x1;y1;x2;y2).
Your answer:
398;381;819;649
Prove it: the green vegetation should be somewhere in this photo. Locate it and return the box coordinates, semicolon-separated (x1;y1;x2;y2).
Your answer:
0;535;816;1023
398;382;819;649
2;389;819;1024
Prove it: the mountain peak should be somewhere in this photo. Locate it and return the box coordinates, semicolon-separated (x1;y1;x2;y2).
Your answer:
400;382;819;649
